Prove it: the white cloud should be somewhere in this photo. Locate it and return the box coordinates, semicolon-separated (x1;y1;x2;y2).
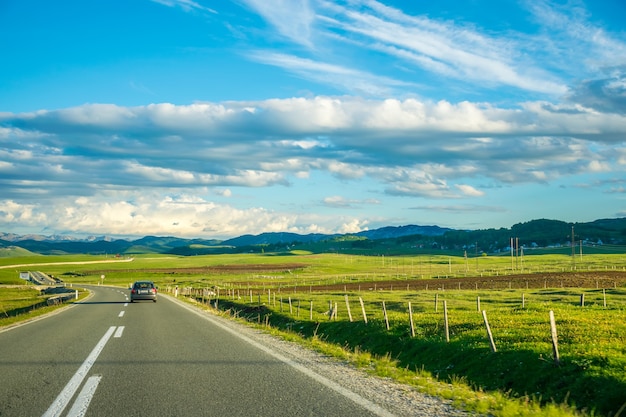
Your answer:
0;200;47;224
215;188;232;197
241;0;577;97
617;148;626;165
338;218;368;234
2;97;624;195
325;0;565;94
322;196;380;208
241;0;315;46
525;0;626;69
247;52;410;96
151;0;216;14
455;184;485;197
382;169;455;198
0;193;369;239
585;160;611;173
1;94;624;237
410;204;508;214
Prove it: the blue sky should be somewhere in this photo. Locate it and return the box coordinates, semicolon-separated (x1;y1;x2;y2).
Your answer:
1;0;625;239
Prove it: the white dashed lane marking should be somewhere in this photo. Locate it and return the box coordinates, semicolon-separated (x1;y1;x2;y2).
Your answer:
114;326;125;338
43;326;117;417
66;375;102;417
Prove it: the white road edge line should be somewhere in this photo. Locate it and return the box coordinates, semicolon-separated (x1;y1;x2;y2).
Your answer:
114;326;125;338
42;326;116;417
166;296;396;417
66;375;102;417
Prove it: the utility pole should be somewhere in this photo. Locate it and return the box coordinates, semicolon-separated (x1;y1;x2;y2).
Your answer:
516;237;520;269
571;225;576;269
580;240;583;261
510;237;514;270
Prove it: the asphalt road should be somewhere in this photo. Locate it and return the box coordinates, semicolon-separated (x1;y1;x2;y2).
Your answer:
0;286;394;417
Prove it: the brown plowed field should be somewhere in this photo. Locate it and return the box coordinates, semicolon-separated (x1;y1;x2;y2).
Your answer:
309;271;626;291
85;263;308;275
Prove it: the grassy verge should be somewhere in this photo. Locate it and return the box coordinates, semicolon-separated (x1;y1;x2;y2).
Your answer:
180;287;626;417
0;285;89;328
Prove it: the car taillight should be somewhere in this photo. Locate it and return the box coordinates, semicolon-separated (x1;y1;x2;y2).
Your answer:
151;288;157;293
131;289;136;294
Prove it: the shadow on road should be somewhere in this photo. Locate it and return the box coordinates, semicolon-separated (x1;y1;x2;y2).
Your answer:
75;301;129;305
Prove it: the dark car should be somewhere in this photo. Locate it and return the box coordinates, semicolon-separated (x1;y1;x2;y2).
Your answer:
130;281;157;302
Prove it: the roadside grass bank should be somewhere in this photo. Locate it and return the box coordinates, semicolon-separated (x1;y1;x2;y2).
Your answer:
177;287;626;417
0;286;89;328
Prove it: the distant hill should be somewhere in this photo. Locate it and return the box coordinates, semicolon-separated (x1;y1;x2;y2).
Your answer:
0;235;221;256
1;218;624;256
222;232;336;247
0;245;41;258
220;226;450;248
355;225;450;239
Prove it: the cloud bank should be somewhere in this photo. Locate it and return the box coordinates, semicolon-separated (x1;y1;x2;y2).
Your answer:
1;94;625;237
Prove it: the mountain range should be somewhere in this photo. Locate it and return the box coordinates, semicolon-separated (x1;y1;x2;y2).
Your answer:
1;218;625;256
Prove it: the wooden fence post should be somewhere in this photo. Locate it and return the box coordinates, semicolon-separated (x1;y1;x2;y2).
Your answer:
435;293;439;312
482;310;497;353
408;302;415;337
549;310;560;365
309;300;313;321
359;297;368;324
382;301;390;330
345;295;353;322
444;300;450;343
580;293;585;307
476;296;481;312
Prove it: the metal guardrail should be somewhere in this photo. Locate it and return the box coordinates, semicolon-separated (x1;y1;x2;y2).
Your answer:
2;289;79;318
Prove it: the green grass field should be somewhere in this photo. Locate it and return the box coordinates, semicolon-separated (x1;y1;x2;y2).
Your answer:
1;252;625;416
